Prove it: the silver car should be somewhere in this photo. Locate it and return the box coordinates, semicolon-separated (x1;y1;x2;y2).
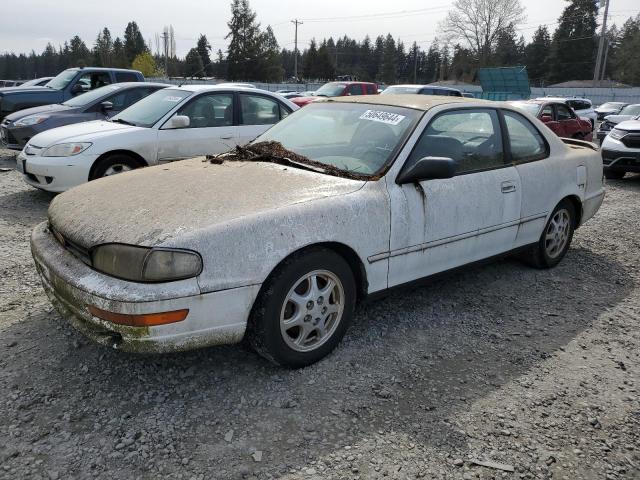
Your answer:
1;82;169;149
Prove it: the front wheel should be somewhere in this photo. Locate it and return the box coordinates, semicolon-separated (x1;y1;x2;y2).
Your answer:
247;248;356;368
524;200;576;269
90;154;140;180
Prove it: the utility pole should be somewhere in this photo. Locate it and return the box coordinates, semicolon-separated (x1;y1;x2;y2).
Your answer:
291;19;303;81
413;43;418;84
600;38;610;81
161;29;169;79
593;0;610;87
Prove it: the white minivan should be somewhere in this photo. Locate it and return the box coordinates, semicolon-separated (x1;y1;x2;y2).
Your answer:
16;85;298;192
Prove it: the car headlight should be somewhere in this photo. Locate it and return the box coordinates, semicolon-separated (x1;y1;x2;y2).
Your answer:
608;129;626;140
91;244;203;282
14;115;49;127
42;142;92;157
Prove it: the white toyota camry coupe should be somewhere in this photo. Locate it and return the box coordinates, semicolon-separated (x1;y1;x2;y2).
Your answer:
31;95;605;367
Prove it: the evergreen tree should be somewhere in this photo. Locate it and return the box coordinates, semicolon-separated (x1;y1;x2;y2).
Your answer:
611;14;640;85
493;24;521;66
226;0;262;80
112;38;129;68
94;28;113;67
69;36;91;67
258;26;283;82
184;48;205;77
124;21;147;64
196;34;212;75
303;40;318;80
316;41;335;81
525;26;552;85
381;34;397;85
549;0;599;83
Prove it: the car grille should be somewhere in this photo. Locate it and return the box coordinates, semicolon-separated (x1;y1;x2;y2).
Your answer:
49;224;92;266
621;133;640;149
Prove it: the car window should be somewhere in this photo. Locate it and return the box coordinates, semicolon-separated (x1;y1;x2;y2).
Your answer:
76;72;111;92
556;104;573;121
108;87;157;110
541;105;553;117
240;94;281;126
503;111;547;163
115;72;140;82
408;109;504;175
366;84;377;95
349;84;364;96
179;93;234;128
421;88;435;95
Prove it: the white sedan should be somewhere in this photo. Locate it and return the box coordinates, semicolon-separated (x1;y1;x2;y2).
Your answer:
31;95;605;367
16;85;298;192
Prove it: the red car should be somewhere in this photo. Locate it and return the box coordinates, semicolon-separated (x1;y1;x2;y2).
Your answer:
510;100;593;141
291;81;378;107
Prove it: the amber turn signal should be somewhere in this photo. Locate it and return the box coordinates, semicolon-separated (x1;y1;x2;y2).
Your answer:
88;306;188;327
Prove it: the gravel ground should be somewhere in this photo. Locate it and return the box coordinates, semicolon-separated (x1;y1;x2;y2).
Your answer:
0;147;638;480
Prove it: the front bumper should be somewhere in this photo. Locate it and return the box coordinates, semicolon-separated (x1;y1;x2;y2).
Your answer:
31;221;260;353
1;122;36;150
17;150;97;192
601;148;640;173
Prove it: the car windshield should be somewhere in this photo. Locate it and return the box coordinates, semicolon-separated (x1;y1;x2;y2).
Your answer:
253;102;421;177
619;105;640;116
381;86;420;95
510;102;541;116
599;102;624;110
314;83;347;97
46;70;78;90
110;89;190;128
62;84;124;107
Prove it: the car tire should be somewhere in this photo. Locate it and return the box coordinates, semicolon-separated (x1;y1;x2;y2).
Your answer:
247;247;356;368
524;199;576;269
90;154;140;180
604;169;625;180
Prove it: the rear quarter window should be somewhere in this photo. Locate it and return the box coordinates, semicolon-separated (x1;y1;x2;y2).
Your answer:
115;72;141;82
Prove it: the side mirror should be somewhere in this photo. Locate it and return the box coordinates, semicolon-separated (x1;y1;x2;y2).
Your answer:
70;83;84;95
396;156;456;185
166;115;190;129
540;114;553;123
100;101;113;112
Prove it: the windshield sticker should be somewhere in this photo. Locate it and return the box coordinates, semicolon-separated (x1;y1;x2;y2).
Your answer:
359;110;406;125
162;96;183;102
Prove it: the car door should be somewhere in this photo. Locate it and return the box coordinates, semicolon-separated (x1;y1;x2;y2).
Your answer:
540;104;561;136
501;109;562;248
156;91;236;162
348;84;364;97
386;108;522;287
236;93;290;145
555;103;579;138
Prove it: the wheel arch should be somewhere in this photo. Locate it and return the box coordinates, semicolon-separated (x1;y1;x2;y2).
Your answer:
561;194;583;228
259;242;369;305
89;150;148;180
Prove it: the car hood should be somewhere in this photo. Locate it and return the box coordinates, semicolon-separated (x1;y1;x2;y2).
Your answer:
5;103;73;122
28;120;139;147
0;86;52;95
615;119;640;132
48;158;365;249
603;114;635;125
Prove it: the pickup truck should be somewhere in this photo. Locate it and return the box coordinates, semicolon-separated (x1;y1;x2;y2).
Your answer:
291;81;378;107
0;67;144;121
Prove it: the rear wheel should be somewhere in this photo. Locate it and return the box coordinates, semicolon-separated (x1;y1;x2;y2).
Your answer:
90;154;140;180
247;248;356;368
604;169;625;180
524;200;576;269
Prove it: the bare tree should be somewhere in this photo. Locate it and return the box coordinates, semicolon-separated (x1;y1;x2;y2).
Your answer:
440;0;526;66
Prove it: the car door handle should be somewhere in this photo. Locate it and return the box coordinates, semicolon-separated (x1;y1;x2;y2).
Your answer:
219;135;234;140
501;182;517;193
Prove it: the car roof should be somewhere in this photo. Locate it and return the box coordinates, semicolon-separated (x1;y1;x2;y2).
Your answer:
162;84;274;94
326;94;489;111
106;82;170;88
66;67;143;73
388;84;460;91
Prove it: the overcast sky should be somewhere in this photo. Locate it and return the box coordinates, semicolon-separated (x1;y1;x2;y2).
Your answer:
2;0;639;57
